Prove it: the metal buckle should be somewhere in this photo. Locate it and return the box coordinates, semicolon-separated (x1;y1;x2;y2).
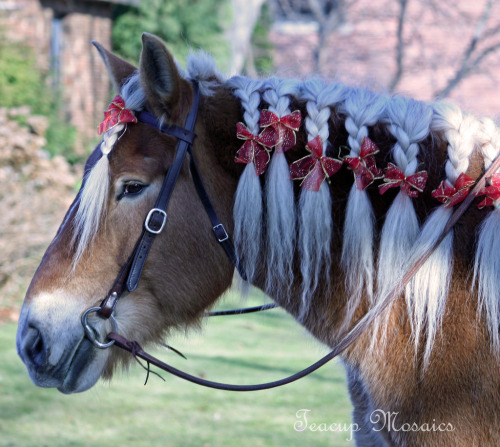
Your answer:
145;208;167;234
213;224;229;242
81;307;118;349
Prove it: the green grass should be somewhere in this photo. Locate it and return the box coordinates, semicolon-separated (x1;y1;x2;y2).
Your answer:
0;289;354;446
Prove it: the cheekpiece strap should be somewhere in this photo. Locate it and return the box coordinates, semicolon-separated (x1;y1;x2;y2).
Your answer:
98;80;245;319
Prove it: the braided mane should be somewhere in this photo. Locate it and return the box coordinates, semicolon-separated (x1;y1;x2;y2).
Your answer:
223;68;499;362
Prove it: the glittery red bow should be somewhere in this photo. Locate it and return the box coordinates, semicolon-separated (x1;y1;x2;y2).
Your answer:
379;163;428;198
259;110;302;153
98;95;137;135
234;122;270;176
289;136;343;191
475;173;500;209
431;172;475;208
343;137;384;191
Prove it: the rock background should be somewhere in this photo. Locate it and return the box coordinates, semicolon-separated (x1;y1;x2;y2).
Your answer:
0;108;81;321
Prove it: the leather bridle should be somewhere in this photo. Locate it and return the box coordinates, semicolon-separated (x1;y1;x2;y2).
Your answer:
86;80;243;309
81;81;245;347
82;80;500;391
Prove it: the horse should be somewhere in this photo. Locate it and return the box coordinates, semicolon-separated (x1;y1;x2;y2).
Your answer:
16;32;500;445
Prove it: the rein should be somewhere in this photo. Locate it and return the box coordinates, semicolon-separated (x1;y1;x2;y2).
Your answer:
205;303;278;317
82;81;500;391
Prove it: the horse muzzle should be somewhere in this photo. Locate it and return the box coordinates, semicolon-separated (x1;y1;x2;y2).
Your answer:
16;292;111;393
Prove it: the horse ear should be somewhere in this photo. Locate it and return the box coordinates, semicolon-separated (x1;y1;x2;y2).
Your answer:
139;32;183;117
92;41;137;91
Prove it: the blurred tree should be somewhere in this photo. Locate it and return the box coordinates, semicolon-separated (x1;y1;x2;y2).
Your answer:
112;0;231;66
0;36;76;162
305;0;346;73
228;0;344;75
0;38;50;113
431;0;499;98
242;2;274;76
388;0;500;97
271;0;348;73
112;0;500;102
271;0;500;99
228;0;268;74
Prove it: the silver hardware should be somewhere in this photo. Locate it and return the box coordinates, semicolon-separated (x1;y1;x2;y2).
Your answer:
81;307;118;349
213;224;229;242
145;208;167;234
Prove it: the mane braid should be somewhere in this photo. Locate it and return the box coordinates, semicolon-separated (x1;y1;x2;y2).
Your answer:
296;79;348;319
407;103;479;367
262;78;298;298
375;98;432;337
473;117;500;354
340;88;387;326
228;77;264;283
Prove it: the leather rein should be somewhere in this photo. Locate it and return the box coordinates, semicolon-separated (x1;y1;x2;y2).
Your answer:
82;80;500;391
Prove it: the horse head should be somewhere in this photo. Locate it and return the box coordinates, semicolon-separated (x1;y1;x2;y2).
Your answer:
16;33;239;393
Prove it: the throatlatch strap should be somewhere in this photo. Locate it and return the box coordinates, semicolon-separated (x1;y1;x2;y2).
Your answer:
187;146;247;281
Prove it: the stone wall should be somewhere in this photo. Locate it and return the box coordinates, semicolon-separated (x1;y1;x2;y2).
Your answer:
1;0;113;145
1;0;52;71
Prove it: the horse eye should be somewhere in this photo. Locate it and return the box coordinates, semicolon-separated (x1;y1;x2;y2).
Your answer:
121;182;146;199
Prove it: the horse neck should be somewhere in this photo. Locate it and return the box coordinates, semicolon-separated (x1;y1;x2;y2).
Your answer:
204;86;361;344
210;79;495;352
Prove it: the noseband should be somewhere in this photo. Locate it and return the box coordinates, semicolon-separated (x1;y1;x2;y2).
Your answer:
82;81;500;391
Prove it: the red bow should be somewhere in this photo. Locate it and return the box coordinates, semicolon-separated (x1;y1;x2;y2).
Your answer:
259;110;302;153
289;136;343;191
379;163;428;198
234;122;270;176
475;173;500;209
431;172;475;208
343;137;384;191
98;95;137;135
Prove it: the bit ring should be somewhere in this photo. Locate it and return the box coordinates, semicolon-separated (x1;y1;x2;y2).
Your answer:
81;307;118;349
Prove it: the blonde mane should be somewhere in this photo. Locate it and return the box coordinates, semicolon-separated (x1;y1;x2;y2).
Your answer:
228;75;499;363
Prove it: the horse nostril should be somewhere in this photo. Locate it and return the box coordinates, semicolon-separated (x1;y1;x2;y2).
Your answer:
33;329;43;355
22;324;47;369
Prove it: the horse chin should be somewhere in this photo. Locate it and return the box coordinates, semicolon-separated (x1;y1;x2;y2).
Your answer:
56;339;108;394
19;331;108;394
